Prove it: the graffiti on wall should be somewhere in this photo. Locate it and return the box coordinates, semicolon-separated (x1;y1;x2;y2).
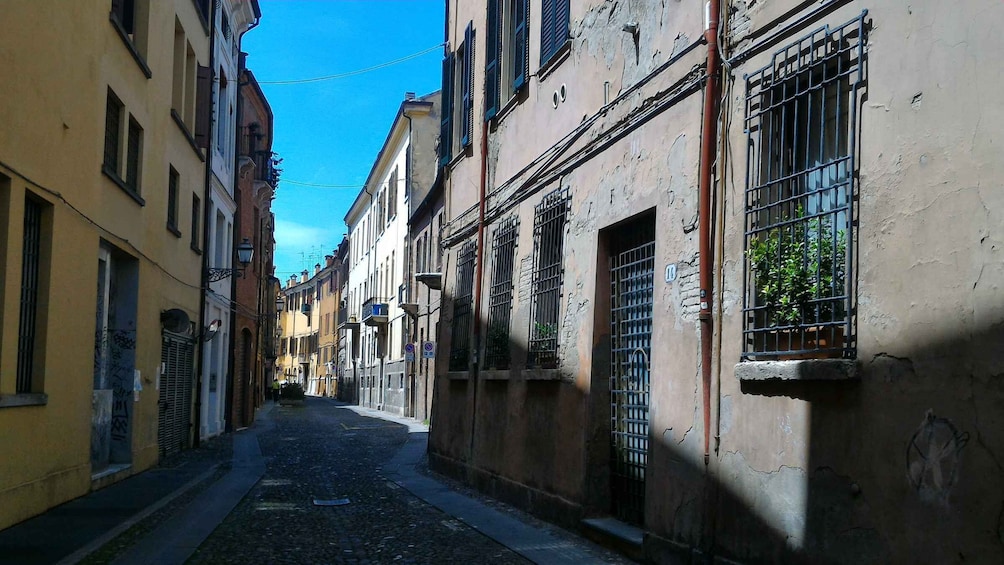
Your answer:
906;410;969;503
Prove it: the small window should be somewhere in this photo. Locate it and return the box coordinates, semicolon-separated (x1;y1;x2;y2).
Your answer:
528;187;569;368
125;116;143;194
191;194;201;252
104;90;124;175
485;216;519;370
539;0;570;67
449;241;477;371
17;194;52;394
486;0;529;120
167;167;180;234
387;166;398;220
741;13;865;360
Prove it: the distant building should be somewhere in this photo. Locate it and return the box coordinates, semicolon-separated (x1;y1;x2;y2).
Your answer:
231;64;276;430
342;92;441;416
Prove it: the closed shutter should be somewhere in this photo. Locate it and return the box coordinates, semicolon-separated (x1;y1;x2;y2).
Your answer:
513;0;529;91
485;0;501;121
439;53;454;167
195;65;212;149
159;332;195;458
460;22;475;148
540;0;569;66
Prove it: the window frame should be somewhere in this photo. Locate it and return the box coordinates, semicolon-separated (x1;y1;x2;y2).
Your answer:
484;216;519;370
539;0;570;69
527;187;569;369
448;241;477;372
167;166;181;236
740;12;865;361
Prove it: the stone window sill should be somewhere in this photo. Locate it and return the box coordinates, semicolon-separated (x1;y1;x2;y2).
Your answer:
102;165;146;206
735;359;859;382
520;368;562;381
0;393;49;408
171;110;205;161
481;369;512;380
447;371;470;380
109;14;152;79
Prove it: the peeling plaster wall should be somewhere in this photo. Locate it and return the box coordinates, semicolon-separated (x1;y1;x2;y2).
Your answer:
431;0;710;527
713;0;1004;562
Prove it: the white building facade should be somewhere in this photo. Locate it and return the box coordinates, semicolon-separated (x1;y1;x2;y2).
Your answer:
200;0;258;440
343;96;436;415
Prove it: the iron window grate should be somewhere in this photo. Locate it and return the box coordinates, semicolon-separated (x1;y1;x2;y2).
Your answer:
485;216;519;370
742;11;866;360
17;197;42;393
449;241;477;371
528;187;569;368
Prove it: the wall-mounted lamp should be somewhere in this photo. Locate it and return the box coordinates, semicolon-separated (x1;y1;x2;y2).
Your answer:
207;239;254;282
275;294;286;312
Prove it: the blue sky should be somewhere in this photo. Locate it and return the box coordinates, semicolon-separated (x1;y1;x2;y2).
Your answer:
242;0;444;281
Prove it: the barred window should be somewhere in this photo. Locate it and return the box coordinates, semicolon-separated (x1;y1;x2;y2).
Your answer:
449;241;477;371
742;13;865;360
125;116;143;195
528;188;569;368
485;216;519;370
104;90;123;174
17;195;48;393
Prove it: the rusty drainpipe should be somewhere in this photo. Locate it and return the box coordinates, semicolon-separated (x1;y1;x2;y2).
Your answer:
468;114;489;459
699;0;721;467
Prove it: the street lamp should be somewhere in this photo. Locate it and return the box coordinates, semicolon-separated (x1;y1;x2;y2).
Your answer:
207;239;254;282
275;294;286;312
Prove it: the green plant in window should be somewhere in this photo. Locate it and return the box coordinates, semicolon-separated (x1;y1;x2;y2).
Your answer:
747;207;847;327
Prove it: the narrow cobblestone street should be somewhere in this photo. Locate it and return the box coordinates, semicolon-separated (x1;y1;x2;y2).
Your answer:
181;398;526;564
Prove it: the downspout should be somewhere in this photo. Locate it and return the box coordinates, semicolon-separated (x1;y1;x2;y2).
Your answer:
404;109;415;418
469;110;488;459
194;0;218;449
699;0;721;467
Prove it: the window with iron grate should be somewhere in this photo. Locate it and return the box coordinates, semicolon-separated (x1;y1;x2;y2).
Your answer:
485;216;519;370
449;241;477;371
528;187;569;369
742;13;865;360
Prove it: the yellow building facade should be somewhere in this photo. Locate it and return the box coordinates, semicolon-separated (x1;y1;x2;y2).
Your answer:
0;0;210;530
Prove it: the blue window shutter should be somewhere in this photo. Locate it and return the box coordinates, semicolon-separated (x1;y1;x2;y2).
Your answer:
540;0;569;65
512;0;529;91
540;0;555;66
461;22;474;148
485;0;500;121
439;52;454;167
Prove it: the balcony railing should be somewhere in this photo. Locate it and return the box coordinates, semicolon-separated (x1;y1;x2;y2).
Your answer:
239;126;281;186
361;297;388;327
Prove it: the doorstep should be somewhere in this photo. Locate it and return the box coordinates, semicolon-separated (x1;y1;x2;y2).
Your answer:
581;517;644;561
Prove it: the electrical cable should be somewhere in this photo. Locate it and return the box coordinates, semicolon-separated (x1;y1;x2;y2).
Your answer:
257;43;445;85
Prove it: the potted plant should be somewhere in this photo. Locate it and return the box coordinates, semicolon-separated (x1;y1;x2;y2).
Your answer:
746;207;847;358
529;321;558;368
485;321;511;369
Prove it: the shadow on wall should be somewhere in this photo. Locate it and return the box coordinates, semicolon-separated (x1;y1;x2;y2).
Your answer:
430;273;1004;564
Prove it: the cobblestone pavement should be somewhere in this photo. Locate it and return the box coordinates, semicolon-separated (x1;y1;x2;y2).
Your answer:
187;398;531;564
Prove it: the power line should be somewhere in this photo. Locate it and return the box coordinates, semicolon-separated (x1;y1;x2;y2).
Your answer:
257;43;444;85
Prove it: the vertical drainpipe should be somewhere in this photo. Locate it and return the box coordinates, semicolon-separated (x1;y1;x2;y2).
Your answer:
469;98;489;460
194;0;218;449
699;0;721;467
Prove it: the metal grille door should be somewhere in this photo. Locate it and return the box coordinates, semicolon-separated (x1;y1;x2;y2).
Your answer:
609;239;655;525
159;333;195;458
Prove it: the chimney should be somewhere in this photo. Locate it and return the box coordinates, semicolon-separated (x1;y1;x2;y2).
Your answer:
404;91;416;100
325;254;334;268
301;270;308;283
314;263;321;276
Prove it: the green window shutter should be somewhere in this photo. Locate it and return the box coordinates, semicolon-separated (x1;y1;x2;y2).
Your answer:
485;0;501;121
513;0;529;91
461;22;475;148
439;52;454;167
